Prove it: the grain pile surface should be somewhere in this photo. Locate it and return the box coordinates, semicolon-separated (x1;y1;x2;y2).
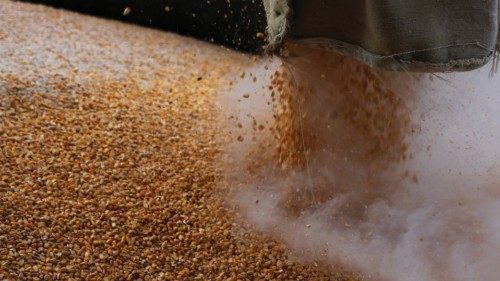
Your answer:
0;1;352;280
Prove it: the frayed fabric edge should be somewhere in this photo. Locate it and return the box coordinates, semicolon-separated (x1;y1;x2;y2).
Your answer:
490;43;499;76
290;38;494;73
493;2;500;76
263;0;291;52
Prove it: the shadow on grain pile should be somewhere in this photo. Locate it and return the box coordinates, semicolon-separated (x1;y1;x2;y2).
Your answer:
220;43;500;281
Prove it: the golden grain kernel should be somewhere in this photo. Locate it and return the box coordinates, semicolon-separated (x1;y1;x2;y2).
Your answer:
0;2;355;280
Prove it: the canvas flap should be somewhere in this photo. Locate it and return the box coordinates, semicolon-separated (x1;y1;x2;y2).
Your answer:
264;0;499;71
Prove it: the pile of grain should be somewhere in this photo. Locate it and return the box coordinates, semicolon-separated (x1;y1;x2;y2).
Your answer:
0;1;350;280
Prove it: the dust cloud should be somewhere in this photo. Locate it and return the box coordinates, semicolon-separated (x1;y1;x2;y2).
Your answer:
219;44;500;281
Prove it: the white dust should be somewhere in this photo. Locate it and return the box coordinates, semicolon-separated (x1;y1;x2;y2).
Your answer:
220;46;500;281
